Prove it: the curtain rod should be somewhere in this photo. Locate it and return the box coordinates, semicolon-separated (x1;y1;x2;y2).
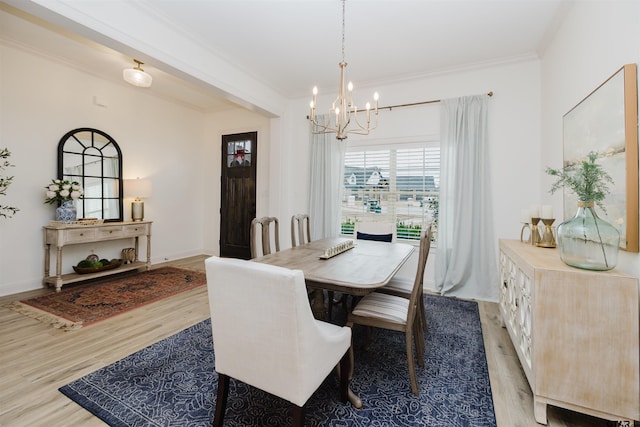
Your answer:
378;91;493;111
305;91;493;118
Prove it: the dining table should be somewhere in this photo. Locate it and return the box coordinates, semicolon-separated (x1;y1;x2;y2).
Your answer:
253;236;415;319
253;236;415;409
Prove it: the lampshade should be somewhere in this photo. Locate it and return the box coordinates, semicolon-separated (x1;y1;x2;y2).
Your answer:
124;178;152;199
123;59;152;88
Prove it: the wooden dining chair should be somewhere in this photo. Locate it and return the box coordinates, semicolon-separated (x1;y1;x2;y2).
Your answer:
291;214;311;247
377;224;432;332
250;216;280;259
346;228;430;396
290;213;336;318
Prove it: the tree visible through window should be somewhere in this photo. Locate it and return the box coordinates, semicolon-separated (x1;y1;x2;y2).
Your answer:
341;143;439;243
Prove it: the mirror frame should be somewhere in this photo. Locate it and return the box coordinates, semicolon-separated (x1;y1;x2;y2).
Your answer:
57;128;123;222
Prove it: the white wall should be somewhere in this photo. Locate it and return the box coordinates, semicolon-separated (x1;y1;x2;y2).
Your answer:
540;0;640;278
0;42;210;295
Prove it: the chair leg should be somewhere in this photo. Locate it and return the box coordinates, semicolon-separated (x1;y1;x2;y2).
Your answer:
420;297;428;332
339;350;350;403
291;405;305;427
413;317;425;368
213;373;230;427
406;329;420;396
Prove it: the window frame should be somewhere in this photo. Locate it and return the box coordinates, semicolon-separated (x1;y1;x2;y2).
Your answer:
340;135;440;243
57;128;123;222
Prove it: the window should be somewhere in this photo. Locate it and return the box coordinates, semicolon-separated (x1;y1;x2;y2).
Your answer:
341;141;439;243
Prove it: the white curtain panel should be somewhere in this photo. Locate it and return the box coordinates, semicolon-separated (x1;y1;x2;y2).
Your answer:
435;95;498;302
308;115;346;239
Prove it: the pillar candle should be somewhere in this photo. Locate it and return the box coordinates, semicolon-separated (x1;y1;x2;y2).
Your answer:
520;209;530;223
541;205;553;219
530;204;540;218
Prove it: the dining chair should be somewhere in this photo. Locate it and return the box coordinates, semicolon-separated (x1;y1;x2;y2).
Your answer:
205;256;351;427
346;228;430;396
354;221;396;242
290;213;325;310
377;224;432;332
291;214;311;247
333;221;397;313
250;216;280;258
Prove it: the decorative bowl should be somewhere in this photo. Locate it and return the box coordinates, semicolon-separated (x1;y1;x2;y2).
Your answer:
73;259;122;274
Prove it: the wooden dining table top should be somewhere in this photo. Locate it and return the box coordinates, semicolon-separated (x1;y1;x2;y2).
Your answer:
253;236;415;296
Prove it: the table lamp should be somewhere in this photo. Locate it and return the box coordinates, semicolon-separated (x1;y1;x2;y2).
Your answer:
124;178;152;221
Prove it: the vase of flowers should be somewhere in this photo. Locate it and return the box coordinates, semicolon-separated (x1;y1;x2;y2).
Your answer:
44;179;83;222
546;151;619;271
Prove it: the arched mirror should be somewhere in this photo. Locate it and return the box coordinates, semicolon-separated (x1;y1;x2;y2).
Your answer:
57;128;123;222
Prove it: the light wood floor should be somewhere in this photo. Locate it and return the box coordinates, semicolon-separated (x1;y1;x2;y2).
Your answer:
0;256;617;426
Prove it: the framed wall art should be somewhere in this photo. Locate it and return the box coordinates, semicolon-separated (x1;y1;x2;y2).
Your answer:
562;63;638;252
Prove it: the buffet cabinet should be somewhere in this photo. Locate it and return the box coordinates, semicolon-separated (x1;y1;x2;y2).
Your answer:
498;239;639;425
43;221;152;292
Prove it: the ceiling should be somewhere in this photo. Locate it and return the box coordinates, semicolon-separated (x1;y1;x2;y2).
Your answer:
1;0;571;113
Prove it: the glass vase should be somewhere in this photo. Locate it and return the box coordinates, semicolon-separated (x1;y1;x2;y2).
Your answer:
56;200;77;222
556;201;619;271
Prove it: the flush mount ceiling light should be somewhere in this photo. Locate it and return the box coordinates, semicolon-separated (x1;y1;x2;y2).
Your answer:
123;59;153;88
309;0;379;140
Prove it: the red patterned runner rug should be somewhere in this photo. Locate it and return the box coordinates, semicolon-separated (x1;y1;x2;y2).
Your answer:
5;267;205;331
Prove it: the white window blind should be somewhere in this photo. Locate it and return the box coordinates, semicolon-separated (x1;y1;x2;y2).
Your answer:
341;142;440;242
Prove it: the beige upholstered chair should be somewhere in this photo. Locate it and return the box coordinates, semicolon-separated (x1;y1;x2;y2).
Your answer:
346;228;431;396
250;216;280;258
291;214;311;247
354;221;396;242
378;224;432;332
206;256;351;427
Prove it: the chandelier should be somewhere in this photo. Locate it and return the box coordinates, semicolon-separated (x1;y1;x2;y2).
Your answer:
309;0;379;140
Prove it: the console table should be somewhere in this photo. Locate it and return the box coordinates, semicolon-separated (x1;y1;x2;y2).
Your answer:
498;239;639;425
43;221;152;292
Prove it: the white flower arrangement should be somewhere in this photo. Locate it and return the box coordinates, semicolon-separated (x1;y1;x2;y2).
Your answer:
44;179;84;205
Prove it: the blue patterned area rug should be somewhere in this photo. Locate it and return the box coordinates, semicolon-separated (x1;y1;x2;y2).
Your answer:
59;294;496;426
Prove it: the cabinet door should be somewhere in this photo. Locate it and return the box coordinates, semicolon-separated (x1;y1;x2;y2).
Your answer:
535;271;639;419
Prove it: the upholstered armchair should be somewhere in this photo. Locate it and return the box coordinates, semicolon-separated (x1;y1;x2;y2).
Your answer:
205;256;352;426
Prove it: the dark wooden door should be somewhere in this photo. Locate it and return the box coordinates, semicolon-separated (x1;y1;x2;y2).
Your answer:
220;132;257;259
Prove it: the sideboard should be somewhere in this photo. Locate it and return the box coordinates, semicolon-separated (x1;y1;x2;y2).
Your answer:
498;239;639;425
43;221;152;292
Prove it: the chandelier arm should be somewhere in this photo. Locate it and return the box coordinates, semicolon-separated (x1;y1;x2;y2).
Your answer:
310;118;339;133
351;112;377;132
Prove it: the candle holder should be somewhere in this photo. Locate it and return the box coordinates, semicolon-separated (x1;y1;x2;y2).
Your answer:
537;218;557;248
530;217;542;246
520;222;531;243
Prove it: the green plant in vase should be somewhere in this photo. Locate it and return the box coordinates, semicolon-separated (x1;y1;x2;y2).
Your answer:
545;151;619;270
0;148;19;219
